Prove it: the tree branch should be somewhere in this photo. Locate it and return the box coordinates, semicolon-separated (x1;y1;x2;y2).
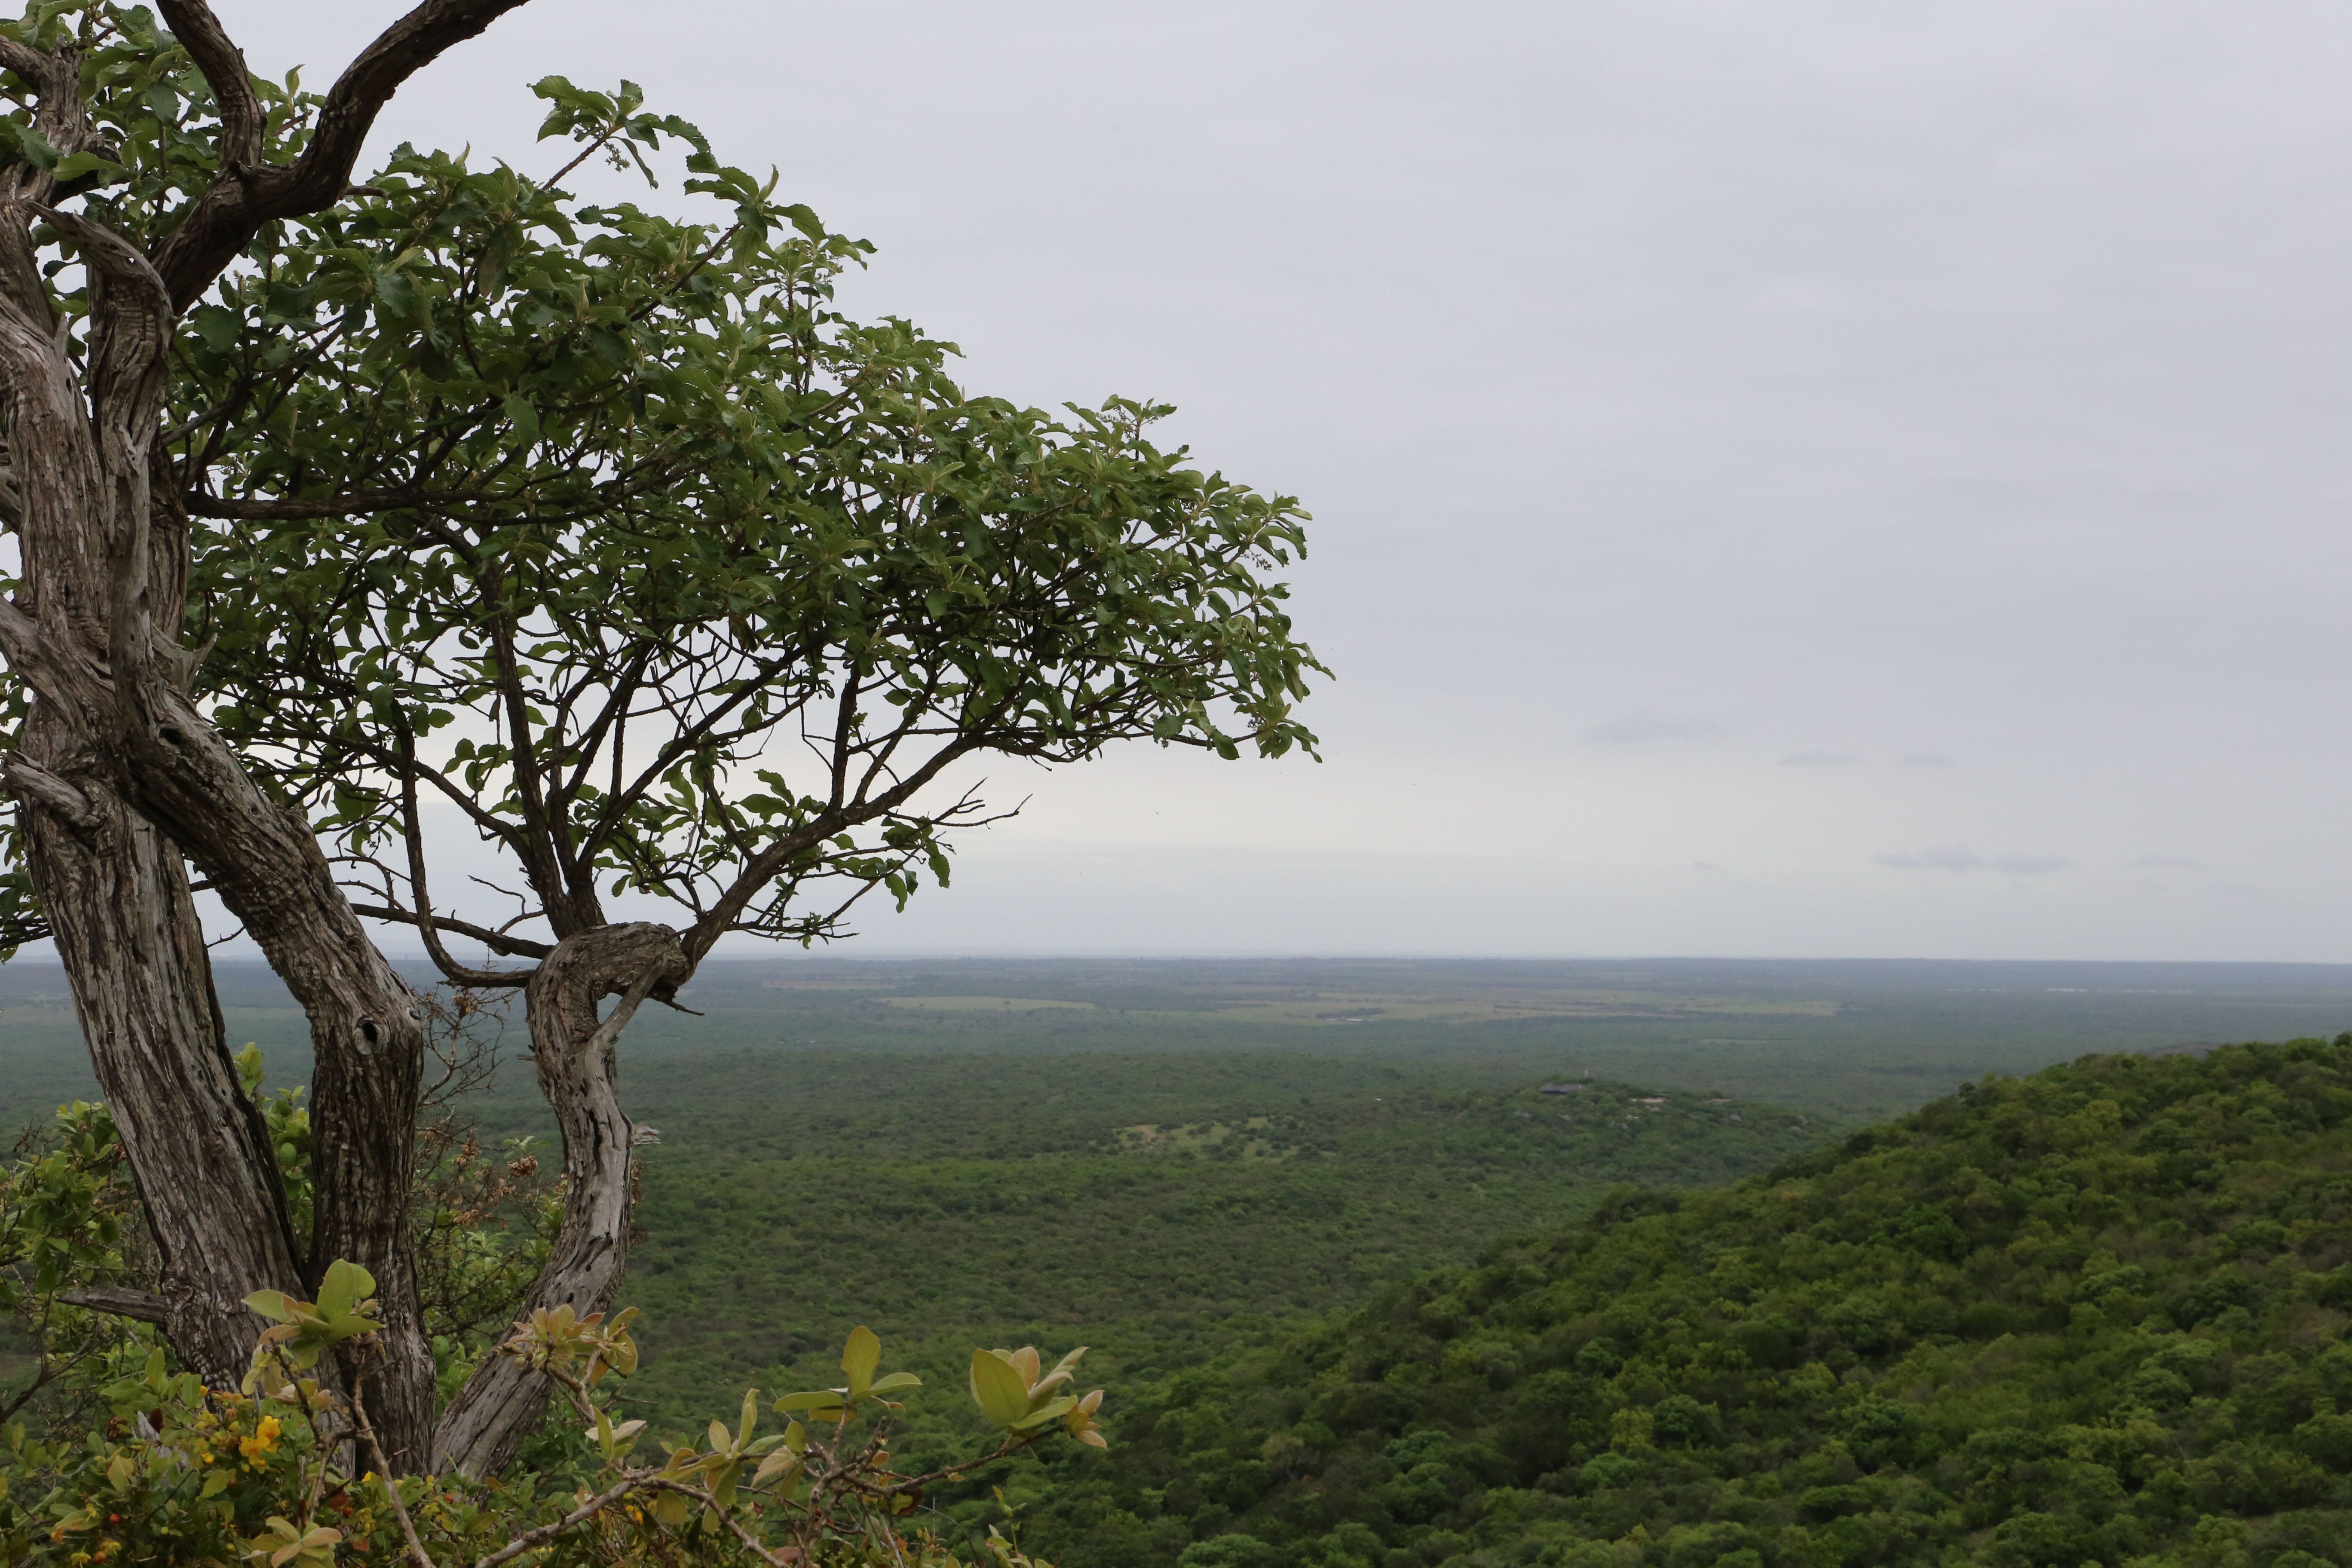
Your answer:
466;1473;643;1568
1;753;101;828
153;0;263;170
398;724;530;988
184;487;462;520
349;902;551;965
152;0;538;309
432;924;688;1476
58;1286;171;1324
686;726;996;962
351;1378;441;1568
0;38;51;81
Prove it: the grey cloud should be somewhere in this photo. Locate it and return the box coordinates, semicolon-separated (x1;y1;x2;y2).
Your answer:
1901;753;1958;769
2135;854;2208;871
1877;844;1980;872
1586;710;1723;744
1987;853;2072;875
1876;845;2070;874
1780;750;1858;767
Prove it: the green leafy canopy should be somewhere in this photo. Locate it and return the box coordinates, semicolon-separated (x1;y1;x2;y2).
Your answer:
0;6;1325;959
182;77;1322;951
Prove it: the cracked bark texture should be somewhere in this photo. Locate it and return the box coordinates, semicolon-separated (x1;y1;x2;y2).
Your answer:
19;747;302;1386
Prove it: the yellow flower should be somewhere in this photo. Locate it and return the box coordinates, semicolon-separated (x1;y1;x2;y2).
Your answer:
239;1415;282;1463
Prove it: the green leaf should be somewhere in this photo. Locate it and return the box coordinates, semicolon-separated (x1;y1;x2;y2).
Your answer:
710;1454;744;1510
315;1258;375;1320
1037;1346;1088;1395
969;1348;1031;1429
50;150;123;185
1011;1393;1078;1430
243;1289;294;1323
13;125;58;170
779;202;827;245
840;1324;880;1400
502;393;542;447
775;1390;847;1416
190;305;242;355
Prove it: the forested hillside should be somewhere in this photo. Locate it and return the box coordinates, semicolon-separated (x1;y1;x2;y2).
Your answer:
604;1054;1823;1426
1021;1039;2352;1568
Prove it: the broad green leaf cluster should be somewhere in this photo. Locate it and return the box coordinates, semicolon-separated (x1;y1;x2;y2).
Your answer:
0;1100;153;1426
969;1346;1107;1449
172;77;1319;946
242;1258;381;1377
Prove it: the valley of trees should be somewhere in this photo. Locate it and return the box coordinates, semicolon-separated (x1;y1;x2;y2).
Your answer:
1013;1038;2352;1568
14;985;2352;1565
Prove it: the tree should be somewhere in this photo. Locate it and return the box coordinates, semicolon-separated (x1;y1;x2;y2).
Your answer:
0;1;1320;1477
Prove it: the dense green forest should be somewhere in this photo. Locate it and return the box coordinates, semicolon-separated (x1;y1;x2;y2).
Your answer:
564;1054;1823;1430
1013;1038;2352;1568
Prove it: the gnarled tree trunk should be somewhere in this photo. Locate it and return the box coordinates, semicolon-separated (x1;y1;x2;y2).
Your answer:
432;922;689;1476
0;0;536;1473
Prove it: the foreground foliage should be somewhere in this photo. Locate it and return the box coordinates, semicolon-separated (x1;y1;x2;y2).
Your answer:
0;1308;1095;1565
0;1109;1106;1565
1028;1038;2352;1568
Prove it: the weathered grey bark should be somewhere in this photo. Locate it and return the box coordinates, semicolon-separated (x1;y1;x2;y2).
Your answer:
15;746;301;1385
103;643;443;1465
0;31;301;1391
0;220;441;1462
58;1285;172;1325
432;922;689;1476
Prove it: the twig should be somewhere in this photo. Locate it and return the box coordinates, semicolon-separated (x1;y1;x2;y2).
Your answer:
641;1477;797;1568
469;1473;644;1568
349;1380;439;1568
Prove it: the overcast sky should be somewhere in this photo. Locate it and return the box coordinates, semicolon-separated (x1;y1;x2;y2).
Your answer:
180;0;2352;962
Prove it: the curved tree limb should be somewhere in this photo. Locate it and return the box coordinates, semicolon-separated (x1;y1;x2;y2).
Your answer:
22;763;306;1386
398;726;533;988
182;486;459;520
347;901;553;964
59;1286;171;1325
0;0;546;1479
153;0;537;309
150;0;264;171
